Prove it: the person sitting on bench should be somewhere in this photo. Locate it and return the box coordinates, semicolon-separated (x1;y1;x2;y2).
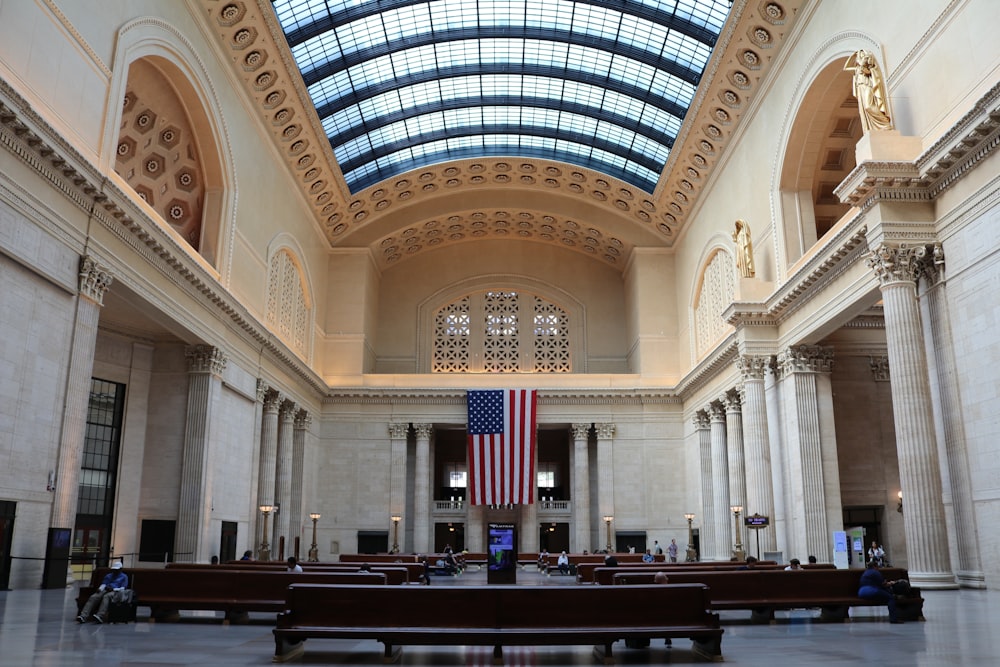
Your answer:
557;551;570;574
77;561;128;624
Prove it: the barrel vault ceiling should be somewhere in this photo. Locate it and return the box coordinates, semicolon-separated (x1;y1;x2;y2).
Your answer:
200;0;804;270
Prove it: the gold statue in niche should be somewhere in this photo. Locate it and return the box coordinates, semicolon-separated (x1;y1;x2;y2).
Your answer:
844;49;894;133
733;219;755;278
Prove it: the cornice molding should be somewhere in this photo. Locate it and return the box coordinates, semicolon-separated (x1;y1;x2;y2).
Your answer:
674;338;740;399
323;388;682;406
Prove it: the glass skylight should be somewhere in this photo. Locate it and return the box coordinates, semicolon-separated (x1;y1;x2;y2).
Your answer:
273;0;730;194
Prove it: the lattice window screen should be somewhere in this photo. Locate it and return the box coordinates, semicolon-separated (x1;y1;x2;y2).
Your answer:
266;250;310;359
532;296;570;372
432;291;570;373
483;291;520;373
694;250;736;356
433;296;471;372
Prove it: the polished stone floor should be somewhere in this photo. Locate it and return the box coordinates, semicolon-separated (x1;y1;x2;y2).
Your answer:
1;568;996;666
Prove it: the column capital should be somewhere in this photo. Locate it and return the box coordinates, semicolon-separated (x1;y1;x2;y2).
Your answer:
263;389;282;413
867;243;924;288
388;423;410;439
693;410;710;430
777;344;833;375
594;423;616;439
279;399;297;420
185;345;227;376
413;423;433;439
723;389;742;413
79;254;114;305
737;354;770;381
294;409;312;430
917;242;946;286
571;423;591;440
708;400;726;422
869;355;891;381
256;379;268;403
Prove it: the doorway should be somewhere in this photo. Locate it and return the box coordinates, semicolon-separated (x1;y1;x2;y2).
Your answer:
539;522;569;553
219;521;237;562
0;501;15;589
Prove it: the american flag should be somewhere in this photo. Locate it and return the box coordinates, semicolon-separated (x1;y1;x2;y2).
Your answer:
467;389;537;505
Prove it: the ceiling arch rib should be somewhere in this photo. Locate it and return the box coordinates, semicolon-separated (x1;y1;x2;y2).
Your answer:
273;0;729;195
325;95;680;152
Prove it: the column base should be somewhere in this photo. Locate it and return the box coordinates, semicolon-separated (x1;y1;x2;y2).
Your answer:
908;571;959;589
956;571;986;589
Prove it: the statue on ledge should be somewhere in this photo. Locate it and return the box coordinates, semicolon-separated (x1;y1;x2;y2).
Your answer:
844;49;894;133
733;219;755;278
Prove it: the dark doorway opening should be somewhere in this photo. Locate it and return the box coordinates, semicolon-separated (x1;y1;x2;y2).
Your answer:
219;521;237;562
357;531;389;554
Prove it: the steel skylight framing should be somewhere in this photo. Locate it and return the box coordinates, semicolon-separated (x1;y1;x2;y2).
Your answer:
273;0;729;194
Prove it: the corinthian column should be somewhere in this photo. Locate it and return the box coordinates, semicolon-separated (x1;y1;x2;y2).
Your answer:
388;423;409;553
274;400;296;555
413;424;432;553
595;423;616;543
724;390;746;555
571;423;592;552
176;345;227;563
869;244;956;588
708;402;730;561
288;410;311;558
738;355;776;552
256;389;281;558
51;256;113;532
694;411;714;562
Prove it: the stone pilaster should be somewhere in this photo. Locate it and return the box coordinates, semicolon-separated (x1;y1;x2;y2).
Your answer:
694;411;713;562
413;423;432;553
724;389;746;555
869;243;956;587
918;245;983;587
176;345;227;563
388;423;409;553
571;423;592;553
708;402;731;560
776;345;836;562
256;388;281;559
288;410;311;559
595;423;616;547
273;399;296;555
50;255;113;531
738;355;776;552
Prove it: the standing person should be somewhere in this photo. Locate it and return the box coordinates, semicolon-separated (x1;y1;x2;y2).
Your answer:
666;539;679;563
868;541;886;567
286;556;303;572
858;560;903;623
653;540;663;556
77;561;128;623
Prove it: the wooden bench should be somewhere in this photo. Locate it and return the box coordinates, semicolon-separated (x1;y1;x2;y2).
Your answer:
578;561;778;584
78;567;388;622
272;583;724;663
610;568;924;623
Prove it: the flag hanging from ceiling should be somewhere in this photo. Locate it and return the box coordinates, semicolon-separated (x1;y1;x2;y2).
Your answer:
467;389;537;506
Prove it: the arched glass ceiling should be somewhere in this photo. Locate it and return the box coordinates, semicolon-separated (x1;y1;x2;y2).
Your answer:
272;0;731;194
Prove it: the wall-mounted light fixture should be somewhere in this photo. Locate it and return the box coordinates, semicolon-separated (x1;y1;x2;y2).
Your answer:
259;505;274;561
897;490;903;513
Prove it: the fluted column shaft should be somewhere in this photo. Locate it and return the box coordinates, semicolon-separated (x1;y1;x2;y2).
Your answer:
708;402;730;560
51;255;112;530
738;356;776;552
870;244;955;588
919;247;982;587
288;411;310;559
274;400;295;554
176;345;226;563
256;390;280;558
695;412;713;562
571;423;592;553
413;424;432;553
724;390;746;554
595;423;616;548
776;346;832;562
388;424;409;553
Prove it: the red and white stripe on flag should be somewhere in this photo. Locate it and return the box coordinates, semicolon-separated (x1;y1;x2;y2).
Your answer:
466;389;537;505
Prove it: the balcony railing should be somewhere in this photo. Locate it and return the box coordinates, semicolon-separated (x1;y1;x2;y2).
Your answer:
434;500;465;511
538;500;569;511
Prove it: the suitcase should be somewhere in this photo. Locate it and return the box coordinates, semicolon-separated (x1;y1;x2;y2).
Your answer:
107;589;137;623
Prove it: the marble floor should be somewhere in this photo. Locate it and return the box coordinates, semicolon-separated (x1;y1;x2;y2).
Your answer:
1;568;997;666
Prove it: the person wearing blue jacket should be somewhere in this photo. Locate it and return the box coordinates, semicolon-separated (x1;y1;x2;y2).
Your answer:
77;561;129;623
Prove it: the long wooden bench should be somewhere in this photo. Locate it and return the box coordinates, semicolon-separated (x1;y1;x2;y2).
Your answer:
211;560;426;583
610;568;924;622
78;567;388;622
272;583;724;663
578;561;779;584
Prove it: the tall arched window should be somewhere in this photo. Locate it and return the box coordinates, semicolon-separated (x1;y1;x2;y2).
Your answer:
694;250;736;357
266;249;311;359
432;291;570;373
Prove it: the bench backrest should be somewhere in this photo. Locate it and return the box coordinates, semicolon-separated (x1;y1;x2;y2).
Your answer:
578;561;778;583
279;583;716;630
